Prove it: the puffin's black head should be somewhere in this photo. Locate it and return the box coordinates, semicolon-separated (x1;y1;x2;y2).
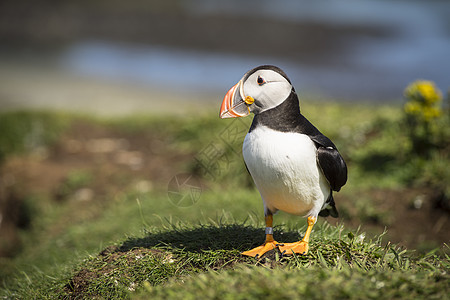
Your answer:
220;65;293;118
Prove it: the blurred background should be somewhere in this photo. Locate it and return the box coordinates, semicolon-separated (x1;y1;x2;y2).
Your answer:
0;0;449;276
1;0;450;114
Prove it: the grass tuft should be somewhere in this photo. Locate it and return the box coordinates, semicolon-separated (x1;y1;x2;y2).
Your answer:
25;222;446;299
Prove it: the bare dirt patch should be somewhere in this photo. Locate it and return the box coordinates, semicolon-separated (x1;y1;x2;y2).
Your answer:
336;188;449;251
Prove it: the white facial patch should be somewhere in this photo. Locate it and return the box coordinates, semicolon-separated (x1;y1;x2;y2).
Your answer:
243;69;292;113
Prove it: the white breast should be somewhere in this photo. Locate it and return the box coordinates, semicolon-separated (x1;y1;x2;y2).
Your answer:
243;125;330;217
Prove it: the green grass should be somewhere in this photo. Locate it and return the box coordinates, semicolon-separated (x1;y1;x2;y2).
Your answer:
140;260;449;299
0;102;448;298
6;220;448;299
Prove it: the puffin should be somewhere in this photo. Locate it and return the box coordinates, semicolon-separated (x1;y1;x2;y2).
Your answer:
219;65;347;258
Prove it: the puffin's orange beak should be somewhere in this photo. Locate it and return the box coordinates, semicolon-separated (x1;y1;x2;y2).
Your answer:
219;81;250;119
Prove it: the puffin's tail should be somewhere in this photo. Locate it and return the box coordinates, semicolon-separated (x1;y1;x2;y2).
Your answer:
318;193;339;218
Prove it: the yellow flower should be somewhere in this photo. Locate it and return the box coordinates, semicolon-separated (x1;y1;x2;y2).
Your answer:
404;80;442;105
404;80;443;122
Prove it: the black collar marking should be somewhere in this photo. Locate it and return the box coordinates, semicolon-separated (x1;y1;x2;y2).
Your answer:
249;89;331;145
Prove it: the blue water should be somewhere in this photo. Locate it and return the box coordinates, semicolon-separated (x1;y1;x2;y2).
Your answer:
60;0;450;101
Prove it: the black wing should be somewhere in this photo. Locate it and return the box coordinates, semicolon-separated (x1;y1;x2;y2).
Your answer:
310;131;347;218
310;132;347;192
315;145;347;192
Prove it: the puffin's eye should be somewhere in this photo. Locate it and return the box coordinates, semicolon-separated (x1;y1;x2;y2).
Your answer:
257;76;266;86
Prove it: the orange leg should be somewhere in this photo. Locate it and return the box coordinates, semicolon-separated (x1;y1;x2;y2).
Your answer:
242;213;281;258
279;216;316;255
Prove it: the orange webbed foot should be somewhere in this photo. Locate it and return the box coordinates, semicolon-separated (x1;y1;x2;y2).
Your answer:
241;241;281;258
279;241;309;255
